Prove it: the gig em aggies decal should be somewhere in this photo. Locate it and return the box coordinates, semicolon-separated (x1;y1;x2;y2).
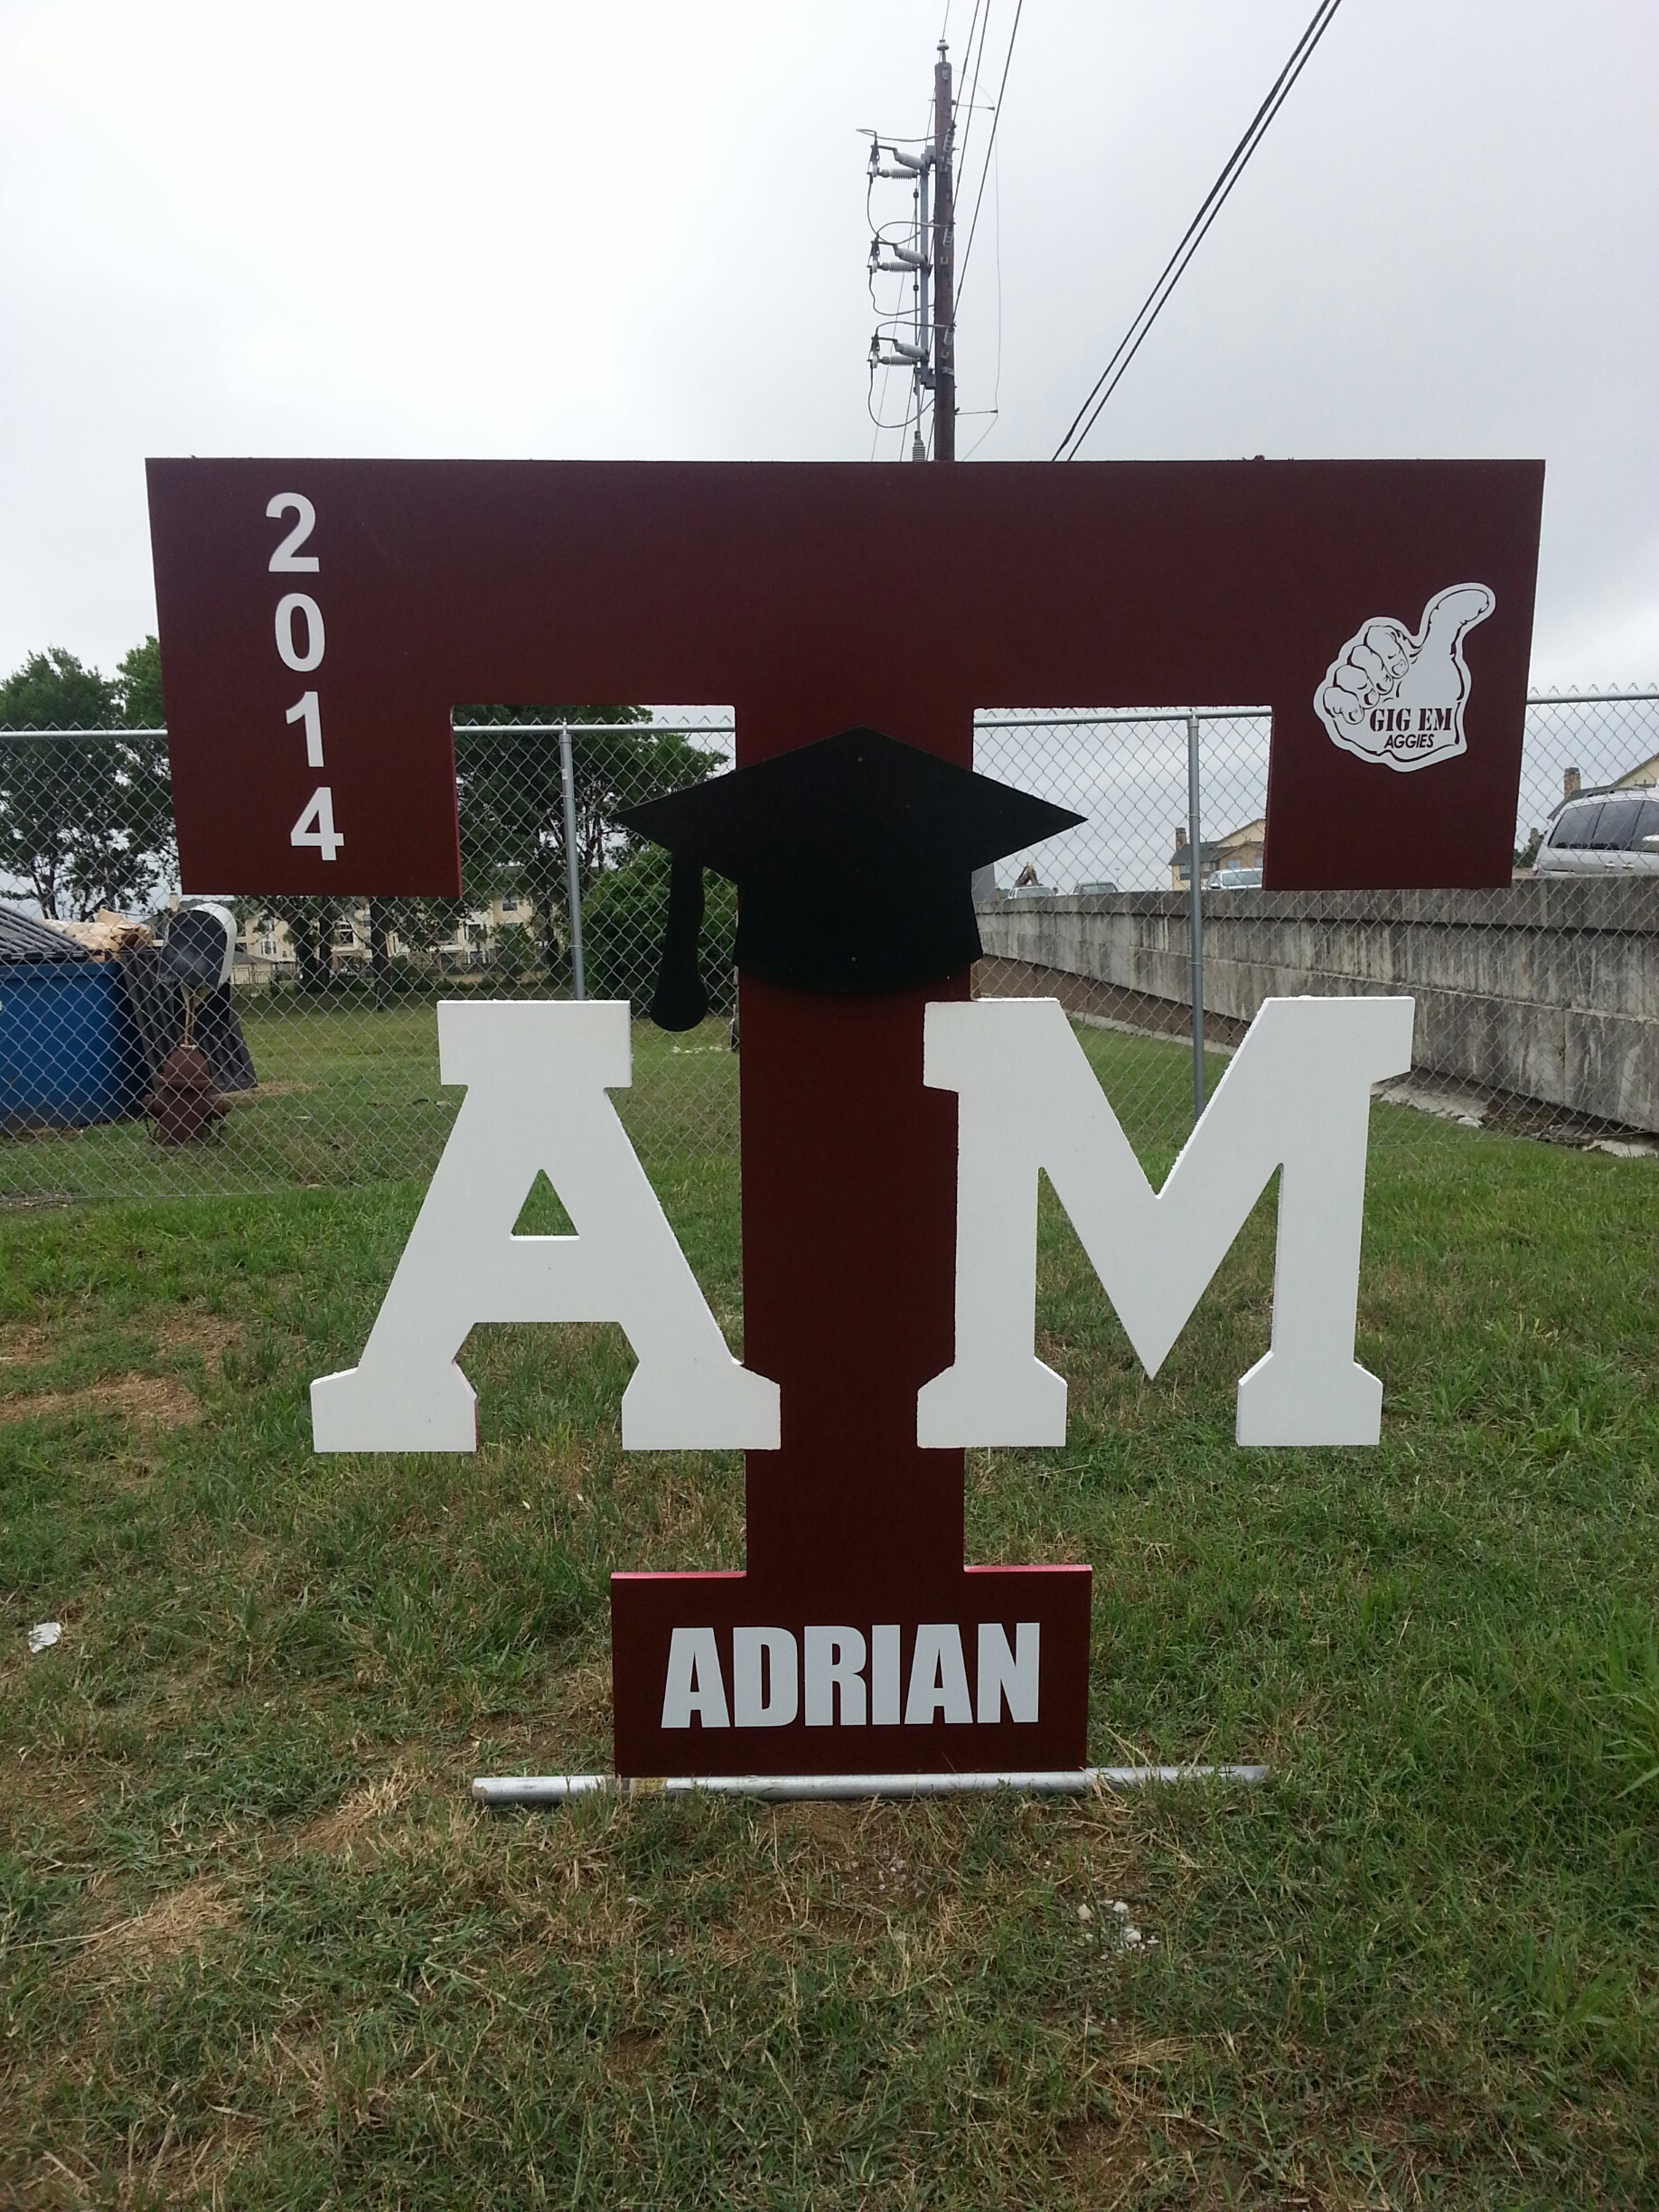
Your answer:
1316;583;1495;773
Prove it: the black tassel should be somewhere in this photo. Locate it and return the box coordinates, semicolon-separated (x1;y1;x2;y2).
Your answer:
649;849;709;1031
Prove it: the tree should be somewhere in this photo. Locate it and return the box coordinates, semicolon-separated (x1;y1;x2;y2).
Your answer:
111;637;175;903
0;651;727;961
452;708;726;970
491;920;535;986
116;635;167;728
239;894;354;992
0;642;175;919
83;637;173;912
582;843;737;1014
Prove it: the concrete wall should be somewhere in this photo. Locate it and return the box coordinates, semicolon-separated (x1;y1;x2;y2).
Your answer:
977;880;1659;1133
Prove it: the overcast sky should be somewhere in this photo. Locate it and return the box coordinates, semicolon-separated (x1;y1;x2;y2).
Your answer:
3;0;1654;689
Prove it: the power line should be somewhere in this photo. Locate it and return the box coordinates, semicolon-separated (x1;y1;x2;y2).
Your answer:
1054;0;1346;463
954;0;1022;316
951;0;990;194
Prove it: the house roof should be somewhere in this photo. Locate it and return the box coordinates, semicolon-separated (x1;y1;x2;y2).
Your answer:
1171;817;1267;873
1548;758;1659;819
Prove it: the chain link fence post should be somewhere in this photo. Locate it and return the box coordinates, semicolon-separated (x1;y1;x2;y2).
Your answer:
558;720;586;1002
1186;708;1204;1126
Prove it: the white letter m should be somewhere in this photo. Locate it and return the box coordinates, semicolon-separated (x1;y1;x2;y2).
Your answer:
917;996;1412;1449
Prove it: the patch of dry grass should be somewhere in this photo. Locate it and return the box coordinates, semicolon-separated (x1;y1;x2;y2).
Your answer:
80;1877;238;1980
0;1373;203;1429
293;1765;418;1856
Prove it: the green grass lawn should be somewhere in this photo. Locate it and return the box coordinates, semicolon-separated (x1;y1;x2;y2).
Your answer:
1;1017;1656;2207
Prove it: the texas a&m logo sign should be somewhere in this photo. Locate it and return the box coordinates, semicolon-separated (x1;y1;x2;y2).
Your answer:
147;459;1542;1779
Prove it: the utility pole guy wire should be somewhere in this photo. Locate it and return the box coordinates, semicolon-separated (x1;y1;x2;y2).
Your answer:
955;0;1023;317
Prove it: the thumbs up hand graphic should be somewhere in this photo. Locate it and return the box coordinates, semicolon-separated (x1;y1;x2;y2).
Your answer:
1315;583;1495;773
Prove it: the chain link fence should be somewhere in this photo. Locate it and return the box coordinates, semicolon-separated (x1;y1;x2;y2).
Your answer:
0;708;738;1202
974;689;1659;1169
1;689;1654;1205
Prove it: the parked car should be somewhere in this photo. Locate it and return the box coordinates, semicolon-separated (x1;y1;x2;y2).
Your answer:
1533;791;1659;875
1208;865;1262;889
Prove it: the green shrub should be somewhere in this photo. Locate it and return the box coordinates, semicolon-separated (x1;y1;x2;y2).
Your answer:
581;845;736;1013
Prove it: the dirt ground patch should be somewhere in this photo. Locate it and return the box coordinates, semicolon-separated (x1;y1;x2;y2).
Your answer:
0;1309;238;1389
0;1321;55;1365
2;1755;101;1828
605;2030;664;2076
0;1373;202;1428
155;1311;242;1362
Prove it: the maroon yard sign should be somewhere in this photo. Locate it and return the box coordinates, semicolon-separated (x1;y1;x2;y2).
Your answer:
147;459;1543;1776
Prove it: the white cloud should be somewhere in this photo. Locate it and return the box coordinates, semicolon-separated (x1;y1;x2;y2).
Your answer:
14;0;800;435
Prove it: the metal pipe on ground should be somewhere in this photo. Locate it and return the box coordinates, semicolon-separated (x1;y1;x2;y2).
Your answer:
472;1765;1268;1806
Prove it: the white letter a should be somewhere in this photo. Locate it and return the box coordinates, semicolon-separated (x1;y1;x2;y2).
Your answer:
310;1001;778;1453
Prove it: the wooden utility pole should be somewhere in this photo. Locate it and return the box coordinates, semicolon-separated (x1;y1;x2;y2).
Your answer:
932;42;955;461
867;42;955;458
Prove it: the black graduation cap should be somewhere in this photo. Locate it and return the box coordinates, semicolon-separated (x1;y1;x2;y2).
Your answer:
618;726;1083;1030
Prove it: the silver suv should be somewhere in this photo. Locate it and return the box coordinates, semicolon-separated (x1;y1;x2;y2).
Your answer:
1533;790;1659;876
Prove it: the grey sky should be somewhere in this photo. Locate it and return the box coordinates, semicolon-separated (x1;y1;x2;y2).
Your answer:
2;0;1654;688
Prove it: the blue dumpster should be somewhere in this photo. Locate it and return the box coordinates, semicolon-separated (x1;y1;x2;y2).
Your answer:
0;961;147;1128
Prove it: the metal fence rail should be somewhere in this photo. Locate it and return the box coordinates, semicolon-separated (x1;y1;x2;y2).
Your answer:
0;689;1654;1204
